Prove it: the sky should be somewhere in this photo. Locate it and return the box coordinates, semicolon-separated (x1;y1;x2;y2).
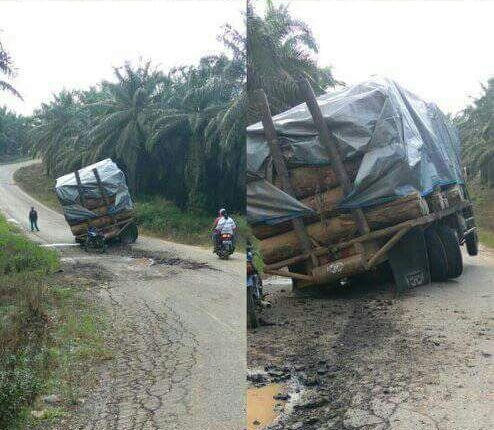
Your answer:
262;0;494;115
0;0;244;115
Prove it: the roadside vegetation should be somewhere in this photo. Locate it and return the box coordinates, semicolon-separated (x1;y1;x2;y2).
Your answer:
2;24;245;247
457;78;494;187
466;181;494;248
0;40;28;163
27;55;245;214
456;78;494;246
0;214;110;428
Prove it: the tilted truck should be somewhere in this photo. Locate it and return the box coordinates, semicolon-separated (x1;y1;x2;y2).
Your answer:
247;78;478;292
55;158;138;245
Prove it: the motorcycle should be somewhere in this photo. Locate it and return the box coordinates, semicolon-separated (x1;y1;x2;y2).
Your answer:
84;226;107;253
215;232;235;259
247;246;263;328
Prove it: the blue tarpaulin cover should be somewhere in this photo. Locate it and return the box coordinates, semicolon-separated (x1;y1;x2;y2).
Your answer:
55;158;133;224
247;78;464;225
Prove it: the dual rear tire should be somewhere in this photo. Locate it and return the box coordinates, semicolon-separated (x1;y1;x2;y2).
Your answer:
247;289;259;329
425;224;463;282
120;223;138;245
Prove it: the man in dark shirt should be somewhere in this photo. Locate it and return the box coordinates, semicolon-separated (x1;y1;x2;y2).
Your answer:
29;207;39;232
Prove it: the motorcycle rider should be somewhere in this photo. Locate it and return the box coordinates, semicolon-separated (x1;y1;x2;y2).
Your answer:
212;208;237;252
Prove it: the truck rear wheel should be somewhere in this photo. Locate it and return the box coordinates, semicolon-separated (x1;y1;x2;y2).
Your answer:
247;289;259;329
436;224;463;278
120;223;138;245
465;230;479;256
425;227;448;282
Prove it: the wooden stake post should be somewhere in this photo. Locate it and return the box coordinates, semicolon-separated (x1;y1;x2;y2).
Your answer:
297;76;370;236
92;167;116;226
254;89;318;271
74;170;86;209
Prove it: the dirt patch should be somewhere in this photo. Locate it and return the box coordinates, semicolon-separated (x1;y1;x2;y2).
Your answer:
54;261;113;290
248;276;459;430
110;246;215;271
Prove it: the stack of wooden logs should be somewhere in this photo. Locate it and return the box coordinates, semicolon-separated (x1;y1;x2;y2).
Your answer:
66;194;133;238
253;159;433;265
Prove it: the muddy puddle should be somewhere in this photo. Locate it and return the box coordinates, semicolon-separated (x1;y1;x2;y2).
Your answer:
247;383;284;430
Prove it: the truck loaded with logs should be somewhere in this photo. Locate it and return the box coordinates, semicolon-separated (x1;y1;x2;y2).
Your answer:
247;77;478;292
55;159;138;247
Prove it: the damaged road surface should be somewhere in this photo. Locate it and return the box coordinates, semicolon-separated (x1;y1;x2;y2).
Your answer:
248;260;493;430
0;160;245;430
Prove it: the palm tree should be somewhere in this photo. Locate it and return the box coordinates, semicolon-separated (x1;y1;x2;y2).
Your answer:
458;78;494;186
247;0;337;119
29;50;247;211
87;61;165;194
0;107;28;159
30;91;89;176
0;40;22;99
146;54;245;209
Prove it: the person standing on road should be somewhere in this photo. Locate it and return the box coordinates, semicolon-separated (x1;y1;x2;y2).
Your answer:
29;207;40;232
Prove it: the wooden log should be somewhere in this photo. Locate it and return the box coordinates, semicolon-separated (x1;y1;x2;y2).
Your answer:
444;184;465;207
68;210;134;236
254;89;318;269
273;160;360;199
84;195;116;210
62;195;117;211
317;241;379;266
92;167;117;226
251;186;345;240
75;218;134;240
311;254;366;285
74;170;86;208
255;192;427;241
301;187;345;214
425;189;448;212
317;243;360;266
297;75;370;235
260;193;428;264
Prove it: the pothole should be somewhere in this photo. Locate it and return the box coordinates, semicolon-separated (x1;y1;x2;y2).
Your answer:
109;247;214;270
247;368;304;429
248;383;285;430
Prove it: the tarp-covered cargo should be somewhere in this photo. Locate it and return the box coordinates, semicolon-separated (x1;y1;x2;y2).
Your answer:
55;158;134;224
247;78;464;225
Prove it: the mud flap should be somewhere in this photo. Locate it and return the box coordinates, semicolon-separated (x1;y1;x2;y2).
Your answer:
388;227;430;293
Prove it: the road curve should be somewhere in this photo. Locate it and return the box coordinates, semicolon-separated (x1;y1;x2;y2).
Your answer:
0;160;246;430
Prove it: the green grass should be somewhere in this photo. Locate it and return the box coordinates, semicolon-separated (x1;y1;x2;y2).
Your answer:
136;196;249;248
0;214;110;428
467;179;494;249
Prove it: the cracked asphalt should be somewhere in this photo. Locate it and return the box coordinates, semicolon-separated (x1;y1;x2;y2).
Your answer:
249;252;493;430
0;160;246;430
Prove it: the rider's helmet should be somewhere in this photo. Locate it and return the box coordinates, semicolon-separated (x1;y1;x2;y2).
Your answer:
219;208;227;216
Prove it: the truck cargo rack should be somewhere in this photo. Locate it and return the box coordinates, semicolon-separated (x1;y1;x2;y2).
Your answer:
252;77;478;291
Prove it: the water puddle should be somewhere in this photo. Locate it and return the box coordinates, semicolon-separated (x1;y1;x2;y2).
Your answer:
247;383;285;430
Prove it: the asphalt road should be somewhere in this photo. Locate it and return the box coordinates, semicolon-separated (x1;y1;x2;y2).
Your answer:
249;252;493;429
0;160;246;430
